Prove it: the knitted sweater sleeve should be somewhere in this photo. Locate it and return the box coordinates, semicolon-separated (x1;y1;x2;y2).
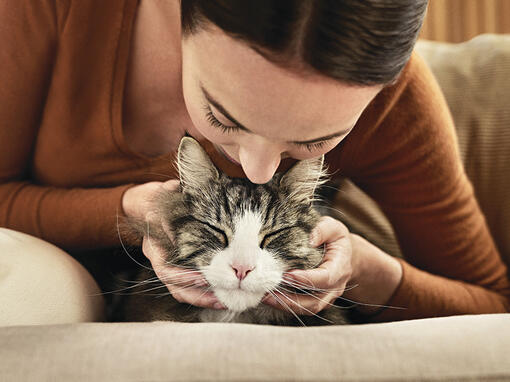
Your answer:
0;0;132;250
334;53;510;322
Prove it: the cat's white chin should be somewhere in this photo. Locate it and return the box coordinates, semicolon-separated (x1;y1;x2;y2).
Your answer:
214;288;265;312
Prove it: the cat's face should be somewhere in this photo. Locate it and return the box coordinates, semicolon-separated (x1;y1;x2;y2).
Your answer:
157;137;327;312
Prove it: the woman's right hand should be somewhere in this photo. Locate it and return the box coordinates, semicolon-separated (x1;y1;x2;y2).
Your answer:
122;179;227;310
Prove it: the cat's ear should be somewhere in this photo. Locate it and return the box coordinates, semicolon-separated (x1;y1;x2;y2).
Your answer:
279;156;327;203
177;137;219;191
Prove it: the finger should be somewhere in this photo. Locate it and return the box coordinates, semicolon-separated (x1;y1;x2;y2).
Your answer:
283;267;331;290
161;217;175;243
161;179;180;192
159;266;208;287
142;237;206;287
144;209;175;244
142;236;167;267
171;285;226;310
283;248;350;290
310;216;349;247
262;290;338;316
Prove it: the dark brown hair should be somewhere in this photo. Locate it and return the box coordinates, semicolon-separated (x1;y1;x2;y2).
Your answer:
181;0;428;85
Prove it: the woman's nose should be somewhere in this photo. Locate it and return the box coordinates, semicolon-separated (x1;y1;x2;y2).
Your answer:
238;144;281;184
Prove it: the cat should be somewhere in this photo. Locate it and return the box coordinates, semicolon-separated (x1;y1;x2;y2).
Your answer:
117;137;352;325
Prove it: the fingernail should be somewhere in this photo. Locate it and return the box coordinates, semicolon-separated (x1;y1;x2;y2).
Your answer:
213;302;227;310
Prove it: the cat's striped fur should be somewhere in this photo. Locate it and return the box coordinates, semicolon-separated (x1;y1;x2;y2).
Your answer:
119;137;351;325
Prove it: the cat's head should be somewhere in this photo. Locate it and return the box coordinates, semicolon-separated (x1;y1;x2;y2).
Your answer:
156;137;328;312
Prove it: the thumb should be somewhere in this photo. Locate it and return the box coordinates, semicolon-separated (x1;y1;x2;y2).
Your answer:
161;179;180;192
310;216;349;247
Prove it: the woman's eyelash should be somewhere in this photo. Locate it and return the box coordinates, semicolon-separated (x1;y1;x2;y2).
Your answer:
202;104;240;133
297;141;328;152
202;103;330;151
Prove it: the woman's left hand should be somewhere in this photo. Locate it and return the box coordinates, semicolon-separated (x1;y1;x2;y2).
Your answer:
261;216;360;316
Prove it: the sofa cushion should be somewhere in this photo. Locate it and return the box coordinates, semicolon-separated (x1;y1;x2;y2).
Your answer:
416;34;510;266
329;34;510;267
1;314;509;382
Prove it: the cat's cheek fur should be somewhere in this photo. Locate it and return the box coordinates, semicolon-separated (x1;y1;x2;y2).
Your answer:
202;251;284;312
199;210;285;312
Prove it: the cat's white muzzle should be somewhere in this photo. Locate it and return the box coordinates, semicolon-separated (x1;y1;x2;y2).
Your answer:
214;288;266;312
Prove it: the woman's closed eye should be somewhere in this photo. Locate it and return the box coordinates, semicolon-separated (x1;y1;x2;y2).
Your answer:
202;103;239;134
202;103;335;152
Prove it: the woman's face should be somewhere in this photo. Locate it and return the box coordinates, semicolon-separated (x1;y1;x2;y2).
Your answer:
181;24;383;184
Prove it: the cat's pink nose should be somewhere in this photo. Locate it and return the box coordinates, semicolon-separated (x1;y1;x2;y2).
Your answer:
231;263;255;281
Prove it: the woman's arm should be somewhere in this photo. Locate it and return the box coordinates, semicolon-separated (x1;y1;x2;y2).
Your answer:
333;52;510;322
0;0;135;250
341;233;403;316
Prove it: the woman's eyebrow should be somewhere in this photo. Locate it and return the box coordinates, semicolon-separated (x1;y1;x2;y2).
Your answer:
200;83;352;144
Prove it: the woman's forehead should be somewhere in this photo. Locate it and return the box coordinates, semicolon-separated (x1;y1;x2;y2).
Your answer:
183;27;382;137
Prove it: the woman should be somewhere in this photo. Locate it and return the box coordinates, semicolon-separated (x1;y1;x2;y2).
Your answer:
0;0;508;325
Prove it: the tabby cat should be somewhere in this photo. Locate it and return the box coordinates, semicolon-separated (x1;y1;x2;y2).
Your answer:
118;137;351;325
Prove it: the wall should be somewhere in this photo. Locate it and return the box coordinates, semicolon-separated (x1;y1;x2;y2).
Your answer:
419;0;510;42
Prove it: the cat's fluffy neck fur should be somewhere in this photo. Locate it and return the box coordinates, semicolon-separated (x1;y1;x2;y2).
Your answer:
199;304;294;325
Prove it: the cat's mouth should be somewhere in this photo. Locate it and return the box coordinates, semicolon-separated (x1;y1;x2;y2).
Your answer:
213;287;266;312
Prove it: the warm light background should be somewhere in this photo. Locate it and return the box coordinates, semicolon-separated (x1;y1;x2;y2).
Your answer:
419;0;510;42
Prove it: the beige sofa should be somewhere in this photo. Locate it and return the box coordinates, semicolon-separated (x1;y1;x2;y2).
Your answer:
1;34;509;381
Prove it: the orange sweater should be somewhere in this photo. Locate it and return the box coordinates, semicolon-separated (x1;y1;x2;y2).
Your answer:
1;0;509;322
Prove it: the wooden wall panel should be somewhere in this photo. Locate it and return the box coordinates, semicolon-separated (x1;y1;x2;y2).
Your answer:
420;0;510;42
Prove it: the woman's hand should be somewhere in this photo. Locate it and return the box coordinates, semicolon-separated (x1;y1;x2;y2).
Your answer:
261;214;404;317
122;179;227;310
141;234;226;309
261;216;360;316
122;180;178;222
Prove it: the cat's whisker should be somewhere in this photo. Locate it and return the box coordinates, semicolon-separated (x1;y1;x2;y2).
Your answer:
116;212;155;272
87;277;170;296
280;273;320;290
335;295;408;311
162;262;199;270
342;283;360;293
185;285;214;312
316;205;347;218
154;292;174;298
115;275;161;284
166;283;203;296
121;283;173;295
281;278;358;294
318;184;348;195
127;281;205;298
277;285;356;311
157;269;209;278
267;289;307;327
116;268;202;285
95;272;205;297
283;277;361;293
274;287;335;324
119;146;355;324
87;284;170;296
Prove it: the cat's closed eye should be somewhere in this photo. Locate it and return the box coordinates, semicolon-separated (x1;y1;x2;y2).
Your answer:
260;226;298;249
120;137;351;325
192;217;229;248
